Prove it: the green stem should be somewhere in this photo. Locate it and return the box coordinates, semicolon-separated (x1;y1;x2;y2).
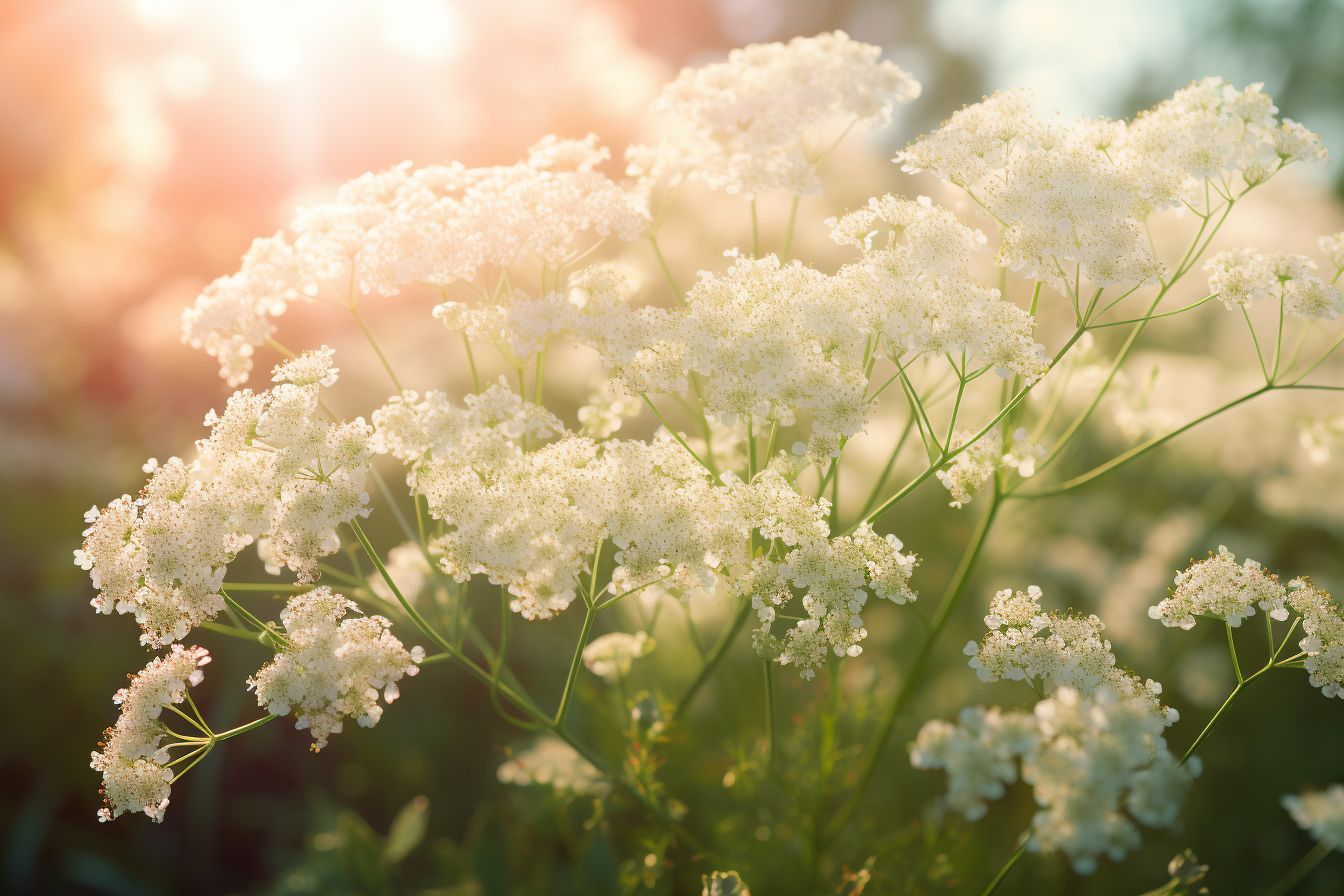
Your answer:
827;488;1001;840
981;841;1028;896
1016;386;1273;498
1266;841;1333;896
640;393;712;472
648;233;684;300
554;604;596;727
750;198;760;257
763;659;776;774
350;303;404;392
349;518;454;656
782;196;801;261
213;714;277;741
674;603;752;720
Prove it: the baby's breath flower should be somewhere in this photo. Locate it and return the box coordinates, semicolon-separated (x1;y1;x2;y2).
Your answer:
969;585;1176;721
829;196;1049;383
630;31;919;197
76;352;372;646
577;379;642;439
1299;416;1344;464
1284;785;1344;850
582;631;654;680
937;429;1004;509
368;541;434;605
497;735;608;797
1149;546;1288;630
1287;579;1344;699
248;588;422;751
183;143;646;383
91;645;211;822
1205;248;1343;319
913;687;1196;875
1319;231;1344;272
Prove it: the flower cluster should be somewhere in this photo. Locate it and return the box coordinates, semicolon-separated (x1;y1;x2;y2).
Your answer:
828;196;1050;383
747;512;918;680
628;31;919;197
91;645;211;822
248;588;423;751
582;631;654;680
1287;580;1344;699
76;352;371;646
935;427;1043;508
1283;785;1344;851
184;139;647;384
1205;248;1344;319
912;686;1196;874
1148;546;1288;630
966;585;1175;721
497;735;608;797
897;79;1325;292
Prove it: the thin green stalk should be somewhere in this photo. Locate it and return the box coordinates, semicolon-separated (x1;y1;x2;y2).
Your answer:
827;489;1001;840
1266;841;1333;896
462;333;481;391
349;518;454;656
981;841;1028;896
763;660;776;774
782;196;801;260
1088;293;1218;329
221;582;308;593
750;198;760;257
200;620;272;646
854;328;1086;534
350;303;404;392
640;393;712;472
213;714;277;741
649;233;684;300
1016;386;1274;498
554;604;597;726
674;603;752;720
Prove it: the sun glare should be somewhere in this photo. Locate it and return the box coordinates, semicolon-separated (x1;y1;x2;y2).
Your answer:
131;0;465;81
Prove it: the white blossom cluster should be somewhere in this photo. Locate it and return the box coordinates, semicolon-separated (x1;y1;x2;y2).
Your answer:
745;513;918;680
372;382;917;673
1299;415;1344;465
497;735;608;797
1148;546;1288;630
91;645;211;822
582;631;654;680
1204;247;1344;319
936;427;1043;508
247;588;423;751
912;686;1196;874
897;79;1325;292
628;31;919;196
1287;580;1344;700
367;541;435;605
1283;785;1344;851
184;138;648;384
76;351;371;647
966;586;1176;722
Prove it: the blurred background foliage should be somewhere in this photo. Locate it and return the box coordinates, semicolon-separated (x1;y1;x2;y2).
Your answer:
4;0;1344;893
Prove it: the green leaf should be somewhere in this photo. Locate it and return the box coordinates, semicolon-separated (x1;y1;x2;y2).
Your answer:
383;795;430;864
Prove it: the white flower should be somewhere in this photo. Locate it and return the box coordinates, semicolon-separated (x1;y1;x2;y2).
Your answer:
368;541;435;605
913;687;1196;875
582;631;654;680
91;645;211;822
629;31;919;197
1284;785;1344;851
1149;546;1288;630
77;352;372;646
248;588;423;751
969;585;1176;721
497;735;608;797
1288;580;1344;699
1205;248;1343;319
